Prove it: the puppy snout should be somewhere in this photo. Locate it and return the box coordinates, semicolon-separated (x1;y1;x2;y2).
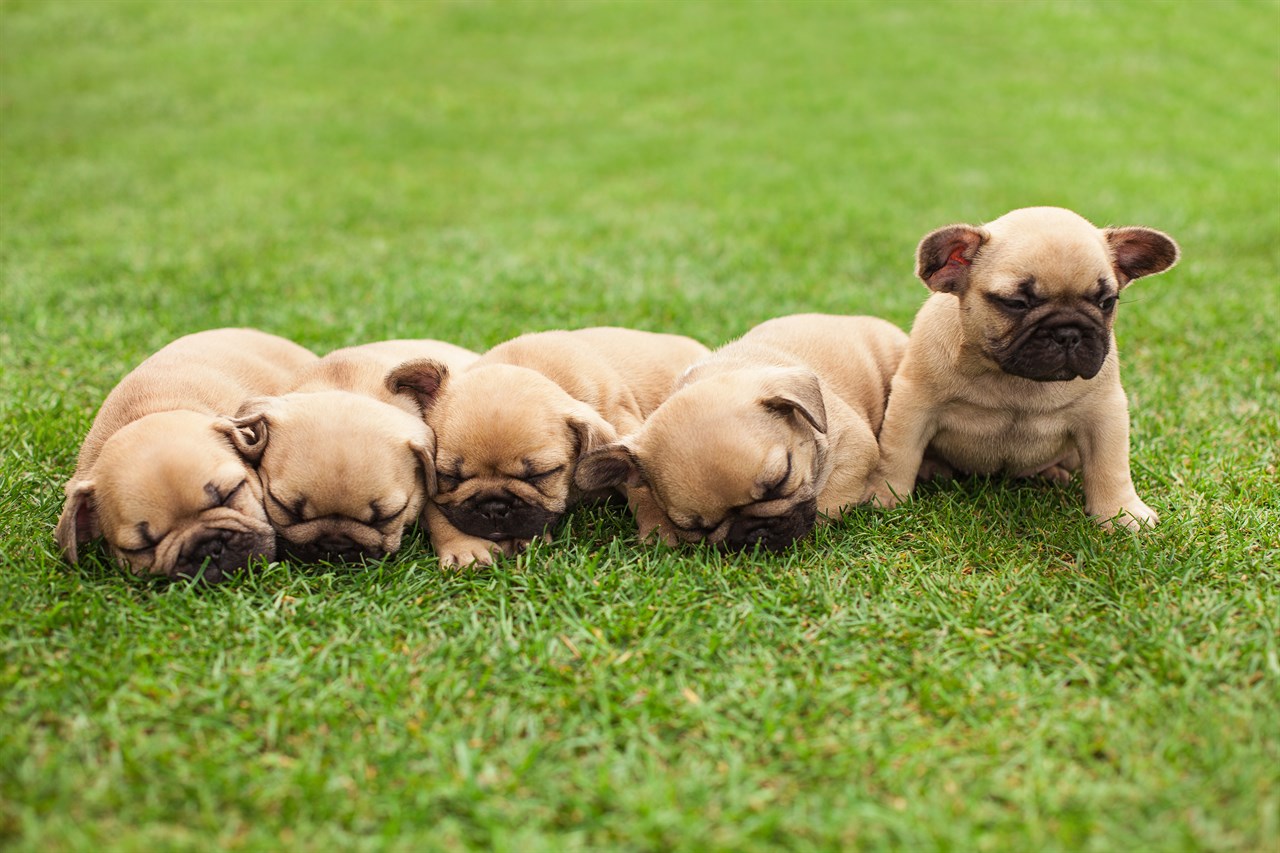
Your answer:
284;535;385;564
476;496;514;520
174;532;241;583
1050;325;1083;349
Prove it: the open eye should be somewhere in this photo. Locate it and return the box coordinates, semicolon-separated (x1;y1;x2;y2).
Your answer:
1098;295;1117;312
996;295;1031;311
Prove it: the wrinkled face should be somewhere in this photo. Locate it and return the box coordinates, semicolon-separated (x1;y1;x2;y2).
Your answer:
238;393;432;563
629;378;825;552
91;413;275;582
964;224;1119;382
428;368;590;542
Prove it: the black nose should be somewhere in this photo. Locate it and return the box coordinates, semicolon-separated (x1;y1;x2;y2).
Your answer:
285;535;383;564
476;497;514;520
175;533;237;583
1051;326;1083;349
725;516;796;552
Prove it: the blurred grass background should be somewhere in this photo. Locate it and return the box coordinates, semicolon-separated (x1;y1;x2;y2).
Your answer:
1;1;1277;849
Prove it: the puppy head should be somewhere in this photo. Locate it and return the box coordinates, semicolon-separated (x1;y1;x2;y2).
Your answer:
55;410;275;582
576;368;828;552
416;363;617;542
221;391;434;563
916;206;1179;381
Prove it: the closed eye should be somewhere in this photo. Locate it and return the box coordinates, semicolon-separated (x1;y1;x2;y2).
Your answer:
525;465;565;483
369;499;410;526
991;294;1031;311
267;488;306;524
436;472;464;491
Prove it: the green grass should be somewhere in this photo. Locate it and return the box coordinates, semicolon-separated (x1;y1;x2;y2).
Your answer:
2;0;1278;849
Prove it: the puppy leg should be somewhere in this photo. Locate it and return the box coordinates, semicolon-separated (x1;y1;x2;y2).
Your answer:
424;503;506;567
868;378;937;508
627;486;679;546
1074;403;1158;530
817;410;879;521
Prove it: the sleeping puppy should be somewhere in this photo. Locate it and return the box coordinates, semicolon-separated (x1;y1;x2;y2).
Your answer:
868;206;1179;529
221;340;479;563
574;315;907;552
55;329;318;581
390;328;711;567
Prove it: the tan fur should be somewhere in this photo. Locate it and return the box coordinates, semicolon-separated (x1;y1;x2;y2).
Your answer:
418;327;712;567
870;206;1180;530
575;314;908;550
222;340;479;562
54;329;318;578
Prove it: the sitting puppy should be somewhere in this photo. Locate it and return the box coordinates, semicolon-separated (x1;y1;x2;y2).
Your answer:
868;206;1180;529
574;314;908;552
55;329;318;581
221;340;479;563
390;328;711;567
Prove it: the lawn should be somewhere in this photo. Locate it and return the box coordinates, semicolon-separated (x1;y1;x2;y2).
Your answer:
1;0;1277;850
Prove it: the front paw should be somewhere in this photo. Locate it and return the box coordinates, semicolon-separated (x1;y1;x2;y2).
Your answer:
437;537;503;568
1095;499;1159;531
636;516;679;547
866;482;904;509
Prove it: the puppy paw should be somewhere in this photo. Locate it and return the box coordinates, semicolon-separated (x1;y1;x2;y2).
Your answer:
915;458;955;483
1042;465;1075;486
866;483;903;510
636;517;679;547
437;539;502;568
1095;500;1159;531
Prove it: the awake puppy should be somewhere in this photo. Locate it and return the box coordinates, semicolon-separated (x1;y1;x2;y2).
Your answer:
868;206;1179;529
221;340;479;563
55;329;318;581
390;328;711;567
575;314;908;552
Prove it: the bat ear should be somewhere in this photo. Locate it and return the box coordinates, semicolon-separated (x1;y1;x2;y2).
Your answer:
386;359;449;416
215;408;270;465
759;368;827;435
574;443;642;492
55;480;99;564
916;224;989;294
1104;226;1180;287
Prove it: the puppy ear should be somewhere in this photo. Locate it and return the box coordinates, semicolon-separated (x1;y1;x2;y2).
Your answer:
215;412;270;464
566;403;619;458
386;359;449;415
575;443;642;492
409;434;438;496
916;224;990;294
55;480;99;564
1104;226;1180;287
760;368;827;435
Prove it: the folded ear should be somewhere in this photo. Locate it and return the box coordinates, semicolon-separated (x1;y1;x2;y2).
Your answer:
386;359;449;415
566;403;619;458
575;443;642;492
760;368;827;435
1104;226;1180;287
916;224;990;294
409;433;438;496
55;480;99;564
214;411;270;464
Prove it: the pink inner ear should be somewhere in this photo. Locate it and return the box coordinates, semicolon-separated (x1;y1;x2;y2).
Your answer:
947;245;972;267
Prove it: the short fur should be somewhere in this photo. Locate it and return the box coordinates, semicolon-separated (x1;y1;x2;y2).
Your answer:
221;340;479;563
869;206;1180;529
575;314;908;551
54;329;319;580
405;328;712;567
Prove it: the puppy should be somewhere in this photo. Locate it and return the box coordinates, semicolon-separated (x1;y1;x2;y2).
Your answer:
390;328;712;567
221;340;479;563
55;329;318;581
868;206;1180;529
575;314;908;551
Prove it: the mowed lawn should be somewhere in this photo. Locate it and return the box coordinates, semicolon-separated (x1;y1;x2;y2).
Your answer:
2;0;1277;849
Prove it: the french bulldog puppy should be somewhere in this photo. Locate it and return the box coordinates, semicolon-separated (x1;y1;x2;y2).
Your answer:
574;314;908;552
391;327;712;567
868;206;1180;529
221;340;479;563
55;329;318;581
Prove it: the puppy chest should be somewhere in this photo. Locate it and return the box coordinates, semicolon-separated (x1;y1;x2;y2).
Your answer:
930;404;1075;474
